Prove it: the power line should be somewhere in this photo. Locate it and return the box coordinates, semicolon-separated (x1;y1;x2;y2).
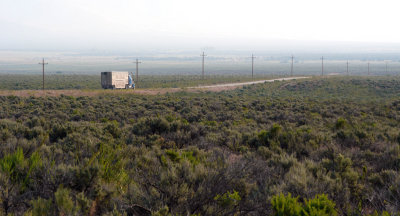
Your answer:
133;58;142;87
38;58;48;91
201;52;207;79
251;54;256;79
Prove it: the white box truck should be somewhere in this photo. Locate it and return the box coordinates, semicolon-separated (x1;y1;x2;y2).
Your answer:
101;71;135;89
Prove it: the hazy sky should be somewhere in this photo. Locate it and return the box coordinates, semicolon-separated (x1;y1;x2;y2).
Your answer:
1;0;400;51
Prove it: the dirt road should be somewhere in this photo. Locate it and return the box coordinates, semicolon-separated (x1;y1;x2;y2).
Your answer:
189;77;308;89
0;77;309;97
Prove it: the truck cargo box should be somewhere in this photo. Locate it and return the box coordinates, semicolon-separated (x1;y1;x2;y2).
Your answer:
101;71;129;89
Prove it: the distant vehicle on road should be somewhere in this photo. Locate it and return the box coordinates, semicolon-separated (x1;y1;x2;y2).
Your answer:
101;71;135;89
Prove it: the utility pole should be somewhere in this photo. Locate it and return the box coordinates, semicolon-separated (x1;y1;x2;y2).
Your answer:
201;52;207;79
368;62;370;75
346;60;349;76
133;58;141;87
251;54;256;79
321;56;324;76
291;55;294;77
38;58;48;91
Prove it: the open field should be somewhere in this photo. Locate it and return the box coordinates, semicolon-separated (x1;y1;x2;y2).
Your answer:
0;74;279;90
1;76;400;215
0;77;309;97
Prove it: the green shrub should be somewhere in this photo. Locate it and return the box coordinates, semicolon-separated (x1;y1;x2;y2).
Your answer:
271;193;302;216
367;211;391;216
303;194;337;216
165;150;181;162
149;118;170;134
104;120;122;138
31;198;53;216
335;118;347;130
257;123;283;147
270;124;282;139
214;190;241;208
55;186;74;215
271;193;337;216
0;148;42;188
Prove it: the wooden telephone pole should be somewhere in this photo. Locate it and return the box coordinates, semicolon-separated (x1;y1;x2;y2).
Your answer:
38;58;48;91
291;55;294;77
321;56;324;76
251;54;256;79
133;58;141;87
201;52;207;79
